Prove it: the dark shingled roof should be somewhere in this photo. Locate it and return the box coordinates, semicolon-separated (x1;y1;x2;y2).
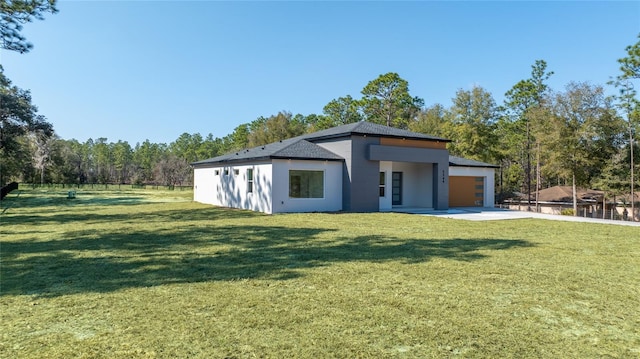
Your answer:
193;121;452;166
449;155;499;168
191;138;344;166
532;186;603;203
301;121;450;142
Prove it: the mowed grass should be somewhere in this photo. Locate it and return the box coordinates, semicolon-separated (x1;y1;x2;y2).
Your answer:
1;188;639;358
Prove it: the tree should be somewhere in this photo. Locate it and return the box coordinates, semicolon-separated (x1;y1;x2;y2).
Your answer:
1;0;58;53
247;112;306;147
611;33;640;220
170;133;203;163
1;1;58;184
31;130;55;185
112;140;132;184
360;72;424;129
79;138;95;183
229;124;250;151
93;138;113;184
503;60;554;208
0;67;53;185
618;33;640;80
50;139;85;185
447;86;499;163
198;133;223;161
132;139;166;184
595;148;634;217
322;95;362;129
154;154;190;187
495;109;530;198
301;113;333;133
544;82;618;215
409;104;449;138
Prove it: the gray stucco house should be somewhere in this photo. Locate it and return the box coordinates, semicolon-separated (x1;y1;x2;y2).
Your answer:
192;121;497;214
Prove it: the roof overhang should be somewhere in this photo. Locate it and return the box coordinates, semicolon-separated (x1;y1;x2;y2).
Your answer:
192;156;344;168
308;131;451;143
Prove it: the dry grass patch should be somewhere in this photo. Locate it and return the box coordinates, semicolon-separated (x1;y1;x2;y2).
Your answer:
1;187;639;358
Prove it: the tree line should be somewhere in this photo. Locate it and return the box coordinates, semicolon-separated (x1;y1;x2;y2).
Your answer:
1;2;639;211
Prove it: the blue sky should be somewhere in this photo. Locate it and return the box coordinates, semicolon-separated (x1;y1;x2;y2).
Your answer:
1;1;639;145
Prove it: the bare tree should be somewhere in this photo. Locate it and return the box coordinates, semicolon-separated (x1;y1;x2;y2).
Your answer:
31;131;55;185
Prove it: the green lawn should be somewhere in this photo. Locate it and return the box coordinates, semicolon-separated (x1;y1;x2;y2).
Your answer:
1;187;639;358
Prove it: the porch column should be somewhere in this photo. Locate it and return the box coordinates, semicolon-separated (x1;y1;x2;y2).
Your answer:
432;161;449;210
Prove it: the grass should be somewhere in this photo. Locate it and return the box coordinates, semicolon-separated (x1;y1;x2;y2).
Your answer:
1;187;639;358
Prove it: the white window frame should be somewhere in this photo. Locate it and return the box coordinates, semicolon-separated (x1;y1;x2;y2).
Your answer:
289;170;325;199
247;168;254;193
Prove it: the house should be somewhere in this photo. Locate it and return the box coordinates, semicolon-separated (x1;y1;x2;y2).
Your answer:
504;185;604;216
192;121;497;214
504;185;639;220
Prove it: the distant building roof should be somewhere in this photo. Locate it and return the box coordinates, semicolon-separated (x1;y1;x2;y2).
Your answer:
526;186;604;203
449;155;499;168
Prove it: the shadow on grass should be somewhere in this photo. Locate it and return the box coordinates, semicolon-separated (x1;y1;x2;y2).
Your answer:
2;221;533;297
2;204;262;226
2;192;147;209
1;188;192;214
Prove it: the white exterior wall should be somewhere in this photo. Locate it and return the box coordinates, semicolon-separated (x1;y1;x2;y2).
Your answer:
194;167;217;205
391;162;434;208
449;166;496;207
193;162;273;213
271;159;343;213
379;161;393;211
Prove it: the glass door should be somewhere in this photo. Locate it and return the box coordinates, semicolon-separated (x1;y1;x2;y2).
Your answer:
392;172;402;205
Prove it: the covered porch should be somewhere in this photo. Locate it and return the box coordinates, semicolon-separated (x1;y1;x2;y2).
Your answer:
369;143;450;212
378;161;438;211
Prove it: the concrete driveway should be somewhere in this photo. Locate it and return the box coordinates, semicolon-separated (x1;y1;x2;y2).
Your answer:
400;207;640;227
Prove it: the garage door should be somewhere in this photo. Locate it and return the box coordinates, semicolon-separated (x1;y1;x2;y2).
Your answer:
449;176;484;207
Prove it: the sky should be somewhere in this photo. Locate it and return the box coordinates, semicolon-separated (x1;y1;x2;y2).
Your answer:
1;1;639;145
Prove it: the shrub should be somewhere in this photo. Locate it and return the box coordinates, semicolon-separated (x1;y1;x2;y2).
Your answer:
561;208;574;216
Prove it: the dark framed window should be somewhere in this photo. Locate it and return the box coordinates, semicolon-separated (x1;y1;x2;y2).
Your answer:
289;170;324;198
379;172;386;197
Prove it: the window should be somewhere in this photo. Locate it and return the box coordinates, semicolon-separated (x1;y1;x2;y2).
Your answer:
214;169;220;176
289;170;324;198
379;172;386;197
247;168;254;193
224;169;229;176
234;168;239;176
